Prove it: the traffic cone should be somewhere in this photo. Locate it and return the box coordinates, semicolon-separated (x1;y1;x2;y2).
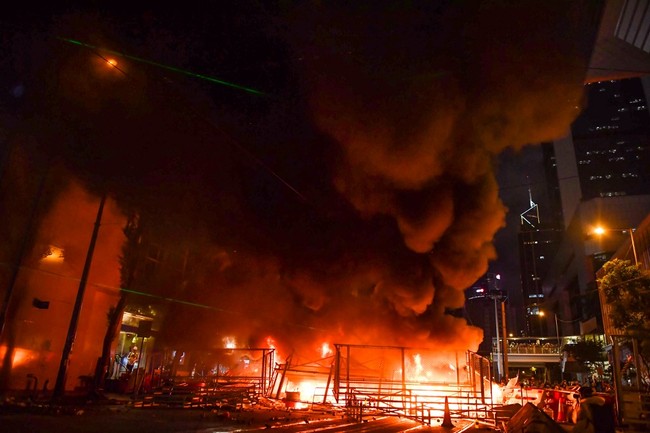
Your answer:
441;396;453;427
557;396;566;422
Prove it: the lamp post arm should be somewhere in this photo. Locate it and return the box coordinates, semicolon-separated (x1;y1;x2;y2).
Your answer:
628;229;638;266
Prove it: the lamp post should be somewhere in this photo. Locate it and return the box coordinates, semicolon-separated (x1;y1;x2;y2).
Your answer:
487;273;506;381
52;194;106;399
541;310;564;382
501;299;509;381
538;309;546;337
540;310;561;347
593;226;638;266
493;294;501;381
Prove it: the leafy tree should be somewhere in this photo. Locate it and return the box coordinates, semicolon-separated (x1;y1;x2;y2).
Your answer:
563;340;606;374
597;259;650;386
598;260;650;353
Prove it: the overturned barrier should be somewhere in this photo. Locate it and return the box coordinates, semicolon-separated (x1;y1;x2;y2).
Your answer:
505;403;564;433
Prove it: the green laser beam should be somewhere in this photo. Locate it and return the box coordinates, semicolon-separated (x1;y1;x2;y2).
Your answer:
120;287;319;331
120;287;235;314
59;37;266;96
59;37;307;203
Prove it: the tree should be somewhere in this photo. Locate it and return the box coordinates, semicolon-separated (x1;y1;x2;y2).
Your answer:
562;340;606;375
597;259;650;387
92;212;142;393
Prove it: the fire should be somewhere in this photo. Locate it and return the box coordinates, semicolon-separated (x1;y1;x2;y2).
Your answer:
320;342;333;358
167;338;500;420
177;337;498;420
265;335;284;364
223;336;237;349
287;379;319;401
401;353;460;383
0;346;35;368
492;382;504;403
40;245;65;263
413;353;425;379
265;336;277;350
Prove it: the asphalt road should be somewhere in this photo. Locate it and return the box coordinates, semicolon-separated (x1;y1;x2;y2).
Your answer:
0;406;484;433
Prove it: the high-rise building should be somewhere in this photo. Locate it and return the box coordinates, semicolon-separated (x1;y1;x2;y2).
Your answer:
541;75;650;336
518;191;563;336
587;0;650;82
572;78;650;200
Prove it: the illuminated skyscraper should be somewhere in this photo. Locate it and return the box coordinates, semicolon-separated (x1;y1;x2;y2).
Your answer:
542;75;650;336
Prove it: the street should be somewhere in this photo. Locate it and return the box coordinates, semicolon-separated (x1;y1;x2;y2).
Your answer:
0;404;485;433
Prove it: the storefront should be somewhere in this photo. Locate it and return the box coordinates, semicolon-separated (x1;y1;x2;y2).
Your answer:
106;311;157;394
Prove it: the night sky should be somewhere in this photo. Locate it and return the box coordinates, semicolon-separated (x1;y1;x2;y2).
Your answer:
1;2;600;353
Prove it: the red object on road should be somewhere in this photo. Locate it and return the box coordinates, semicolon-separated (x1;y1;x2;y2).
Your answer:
557;395;566;422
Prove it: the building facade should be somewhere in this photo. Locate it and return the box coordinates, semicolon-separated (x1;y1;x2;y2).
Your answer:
518;191;563;337
0;161;126;393
541;75;650;339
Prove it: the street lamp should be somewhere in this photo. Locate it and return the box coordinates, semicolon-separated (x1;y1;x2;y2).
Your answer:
537;309;546;337
487;273;509;381
541;311;560;347
593;226;638;266
541;310;570;348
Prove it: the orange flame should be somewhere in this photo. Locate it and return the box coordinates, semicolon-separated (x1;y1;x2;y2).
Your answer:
320;342;333;358
223;336;237;349
0;346;35;368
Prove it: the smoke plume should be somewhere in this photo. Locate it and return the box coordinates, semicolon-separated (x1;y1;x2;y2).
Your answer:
1;1;600;356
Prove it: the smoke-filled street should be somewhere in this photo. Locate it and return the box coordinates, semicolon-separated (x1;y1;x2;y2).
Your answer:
1;2;631;432
0;0;600;357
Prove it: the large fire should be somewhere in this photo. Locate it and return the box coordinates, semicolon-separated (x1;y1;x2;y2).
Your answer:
197;335;496;420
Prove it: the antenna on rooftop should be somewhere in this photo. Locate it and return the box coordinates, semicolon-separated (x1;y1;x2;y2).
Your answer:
520;183;540;228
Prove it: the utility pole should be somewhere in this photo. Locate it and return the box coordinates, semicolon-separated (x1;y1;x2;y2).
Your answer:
487;273;505;382
501;300;509;380
52;194;106;399
493;295;501;381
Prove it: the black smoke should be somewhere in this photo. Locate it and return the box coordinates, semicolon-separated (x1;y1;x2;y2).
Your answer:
1;1;601;353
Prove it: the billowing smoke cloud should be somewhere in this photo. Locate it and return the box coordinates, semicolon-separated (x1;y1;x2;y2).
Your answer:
263;1;594;347
2;1;599;356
